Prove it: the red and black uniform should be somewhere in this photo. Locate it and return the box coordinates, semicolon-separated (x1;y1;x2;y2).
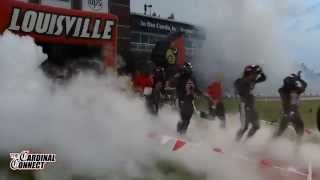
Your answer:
274;74;307;137
234;65;266;141
147;66;166;114
176;63;201;134
148;64;181;115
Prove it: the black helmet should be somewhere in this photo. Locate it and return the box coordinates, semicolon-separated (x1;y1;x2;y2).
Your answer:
283;75;298;88
182;62;193;74
243;64;261;77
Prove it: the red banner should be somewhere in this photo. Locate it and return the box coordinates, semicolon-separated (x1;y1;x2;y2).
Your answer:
0;0;118;46
170;35;186;66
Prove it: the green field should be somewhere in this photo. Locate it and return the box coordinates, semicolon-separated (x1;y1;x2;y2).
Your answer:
194;94;320;128
224;98;320;128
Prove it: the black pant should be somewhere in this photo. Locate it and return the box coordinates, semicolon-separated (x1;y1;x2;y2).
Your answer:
236;100;260;141
146;82;163;115
177;99;194;134
317;106;320;132
274;107;304;137
200;101;226;128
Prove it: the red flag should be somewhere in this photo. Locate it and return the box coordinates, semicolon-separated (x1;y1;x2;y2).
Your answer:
172;139;186;151
170;35;186;66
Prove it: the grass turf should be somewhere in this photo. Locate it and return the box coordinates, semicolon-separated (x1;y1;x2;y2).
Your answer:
223;98;320;128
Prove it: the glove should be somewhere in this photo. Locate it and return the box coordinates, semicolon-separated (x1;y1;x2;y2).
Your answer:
297;71;302;80
292;74;301;81
297;71;302;77
256;66;262;74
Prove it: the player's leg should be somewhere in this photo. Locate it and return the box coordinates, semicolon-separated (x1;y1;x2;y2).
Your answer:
177;100;194;134
247;106;260;138
292;110;304;137
274;111;290;138
216;101;226;128
236;102;249;141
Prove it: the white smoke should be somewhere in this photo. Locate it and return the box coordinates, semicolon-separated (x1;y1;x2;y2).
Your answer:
0;29;319;180
187;0;300;95
0;30;161;178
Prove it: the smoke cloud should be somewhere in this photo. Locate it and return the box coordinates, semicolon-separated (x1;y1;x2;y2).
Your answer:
0;16;319;180
187;0;300;95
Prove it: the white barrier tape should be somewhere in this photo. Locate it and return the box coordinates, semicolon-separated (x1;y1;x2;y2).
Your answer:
287;167;308;177
147;132;310;178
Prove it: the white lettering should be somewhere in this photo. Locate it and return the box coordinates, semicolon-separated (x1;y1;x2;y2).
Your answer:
47;14;57;35
8;8;21;31
54;15;65;36
73;17;83;37
102;20;114;40
65;16;77;35
35;12;51;33
91;19;101;38
6;9;115;40
80;18;91;38
21;10;37;32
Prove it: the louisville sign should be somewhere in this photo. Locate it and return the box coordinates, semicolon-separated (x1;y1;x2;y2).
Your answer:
0;0;117;46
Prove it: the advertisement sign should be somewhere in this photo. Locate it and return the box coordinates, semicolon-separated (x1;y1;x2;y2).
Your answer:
82;0;109;13
0;0;117;46
0;0;118;65
131;14;194;34
131;14;205;40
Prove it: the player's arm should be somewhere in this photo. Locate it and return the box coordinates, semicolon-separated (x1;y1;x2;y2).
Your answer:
255;72;266;83
297;78;307;94
294;71;307;94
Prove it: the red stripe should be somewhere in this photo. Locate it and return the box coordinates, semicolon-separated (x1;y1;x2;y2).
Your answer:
170;36;186;66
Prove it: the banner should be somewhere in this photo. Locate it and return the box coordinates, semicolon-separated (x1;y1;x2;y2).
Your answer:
170;33;186;66
0;0;117;46
131;13;205;40
151;32;186;67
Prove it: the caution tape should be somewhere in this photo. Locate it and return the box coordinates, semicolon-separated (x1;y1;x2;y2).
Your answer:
146;132;313;180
